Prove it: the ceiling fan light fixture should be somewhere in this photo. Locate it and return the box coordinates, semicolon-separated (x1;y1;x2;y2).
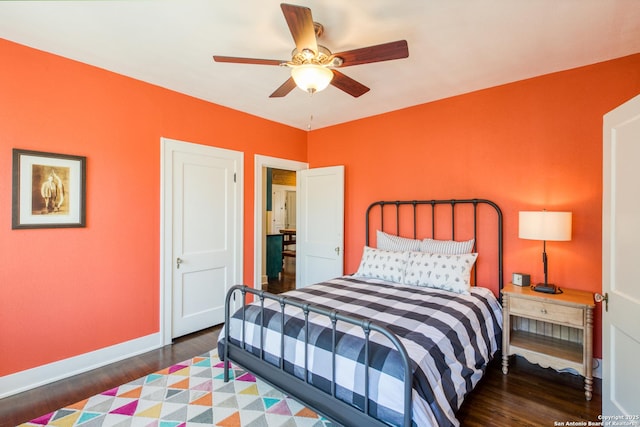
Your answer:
291;64;333;94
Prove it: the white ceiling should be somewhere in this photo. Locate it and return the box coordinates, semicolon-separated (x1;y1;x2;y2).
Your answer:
1;1;639;130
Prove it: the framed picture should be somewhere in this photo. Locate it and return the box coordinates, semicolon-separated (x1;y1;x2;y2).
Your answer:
12;149;86;229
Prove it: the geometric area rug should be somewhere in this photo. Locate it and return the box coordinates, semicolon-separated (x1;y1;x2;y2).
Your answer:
19;350;335;427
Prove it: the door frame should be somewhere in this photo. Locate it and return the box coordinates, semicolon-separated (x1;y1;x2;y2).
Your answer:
254;155;308;290
160;138;244;345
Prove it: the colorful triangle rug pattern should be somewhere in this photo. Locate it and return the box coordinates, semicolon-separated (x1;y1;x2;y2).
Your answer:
20;351;335;427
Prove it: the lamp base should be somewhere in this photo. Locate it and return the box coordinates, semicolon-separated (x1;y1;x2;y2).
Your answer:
532;283;559;294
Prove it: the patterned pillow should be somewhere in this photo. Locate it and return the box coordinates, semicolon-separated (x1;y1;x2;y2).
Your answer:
376;230;421;252
404;251;478;294
354;246;409;283
420;238;475;255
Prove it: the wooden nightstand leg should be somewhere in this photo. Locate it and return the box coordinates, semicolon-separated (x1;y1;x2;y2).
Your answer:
584;307;594;400
502;296;510;375
585;376;593;401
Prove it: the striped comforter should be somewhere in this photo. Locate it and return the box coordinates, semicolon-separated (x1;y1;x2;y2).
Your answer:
218;276;502;427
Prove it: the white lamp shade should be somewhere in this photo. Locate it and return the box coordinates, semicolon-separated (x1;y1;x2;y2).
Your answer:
519;211;572;241
291;64;333;93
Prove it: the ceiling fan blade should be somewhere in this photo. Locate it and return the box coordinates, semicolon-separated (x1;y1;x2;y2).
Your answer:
333;40;409;67
330;70;370;98
213;56;283;66
269;77;297;98
280;3;318;55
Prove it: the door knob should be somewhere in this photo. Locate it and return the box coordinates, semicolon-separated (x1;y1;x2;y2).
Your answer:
176;257;183;269
595;292;608;312
335;246;340;255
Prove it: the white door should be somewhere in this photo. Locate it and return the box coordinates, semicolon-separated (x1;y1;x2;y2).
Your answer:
271;184;294;233
162;138;242;339
296;166;344;287
285;190;296;229
270;187;285;233
602;94;640;416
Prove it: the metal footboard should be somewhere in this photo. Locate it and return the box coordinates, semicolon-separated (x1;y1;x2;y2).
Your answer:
223;284;413;427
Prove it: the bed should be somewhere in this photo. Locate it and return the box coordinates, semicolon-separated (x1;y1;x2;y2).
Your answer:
219;199;504;427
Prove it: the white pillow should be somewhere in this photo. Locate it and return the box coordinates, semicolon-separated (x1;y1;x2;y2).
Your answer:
376;230;421;252
420;238;475;255
403;251;478;294
354;246;409;283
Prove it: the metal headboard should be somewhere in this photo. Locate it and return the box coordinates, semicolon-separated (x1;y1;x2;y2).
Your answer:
365;199;503;293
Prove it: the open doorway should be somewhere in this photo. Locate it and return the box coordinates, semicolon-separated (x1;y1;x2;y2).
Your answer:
253;155;307;294
266;168;296;293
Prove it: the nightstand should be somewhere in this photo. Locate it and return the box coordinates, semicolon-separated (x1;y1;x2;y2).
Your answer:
501;283;595;400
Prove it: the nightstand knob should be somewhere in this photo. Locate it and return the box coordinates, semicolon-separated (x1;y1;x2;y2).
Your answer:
541;308;547;314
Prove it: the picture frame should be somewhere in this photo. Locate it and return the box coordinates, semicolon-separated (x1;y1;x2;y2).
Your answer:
12;149;86;229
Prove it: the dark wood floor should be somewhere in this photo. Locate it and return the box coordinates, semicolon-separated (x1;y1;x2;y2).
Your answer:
0;320;601;427
458;356;601;426
0;327;222;427
264;255;296;294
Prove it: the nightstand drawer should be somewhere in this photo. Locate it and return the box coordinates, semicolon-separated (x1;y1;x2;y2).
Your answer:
510;298;584;327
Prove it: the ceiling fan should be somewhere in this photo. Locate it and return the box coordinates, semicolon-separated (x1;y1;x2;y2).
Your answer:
213;3;409;98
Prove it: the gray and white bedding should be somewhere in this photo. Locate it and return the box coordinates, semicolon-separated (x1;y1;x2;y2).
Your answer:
218;276;502;427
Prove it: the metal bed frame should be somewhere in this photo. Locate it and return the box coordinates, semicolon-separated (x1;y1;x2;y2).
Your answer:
222;198;503;427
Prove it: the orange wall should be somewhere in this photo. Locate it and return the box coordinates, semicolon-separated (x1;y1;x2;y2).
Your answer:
2;37;638;376
0;39;307;376
308;53;640;359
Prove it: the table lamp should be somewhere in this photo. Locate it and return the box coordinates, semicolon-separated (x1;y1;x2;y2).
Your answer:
519;210;572;293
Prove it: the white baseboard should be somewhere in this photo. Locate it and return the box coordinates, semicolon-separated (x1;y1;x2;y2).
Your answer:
556;357;602;379
0;332;163;399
